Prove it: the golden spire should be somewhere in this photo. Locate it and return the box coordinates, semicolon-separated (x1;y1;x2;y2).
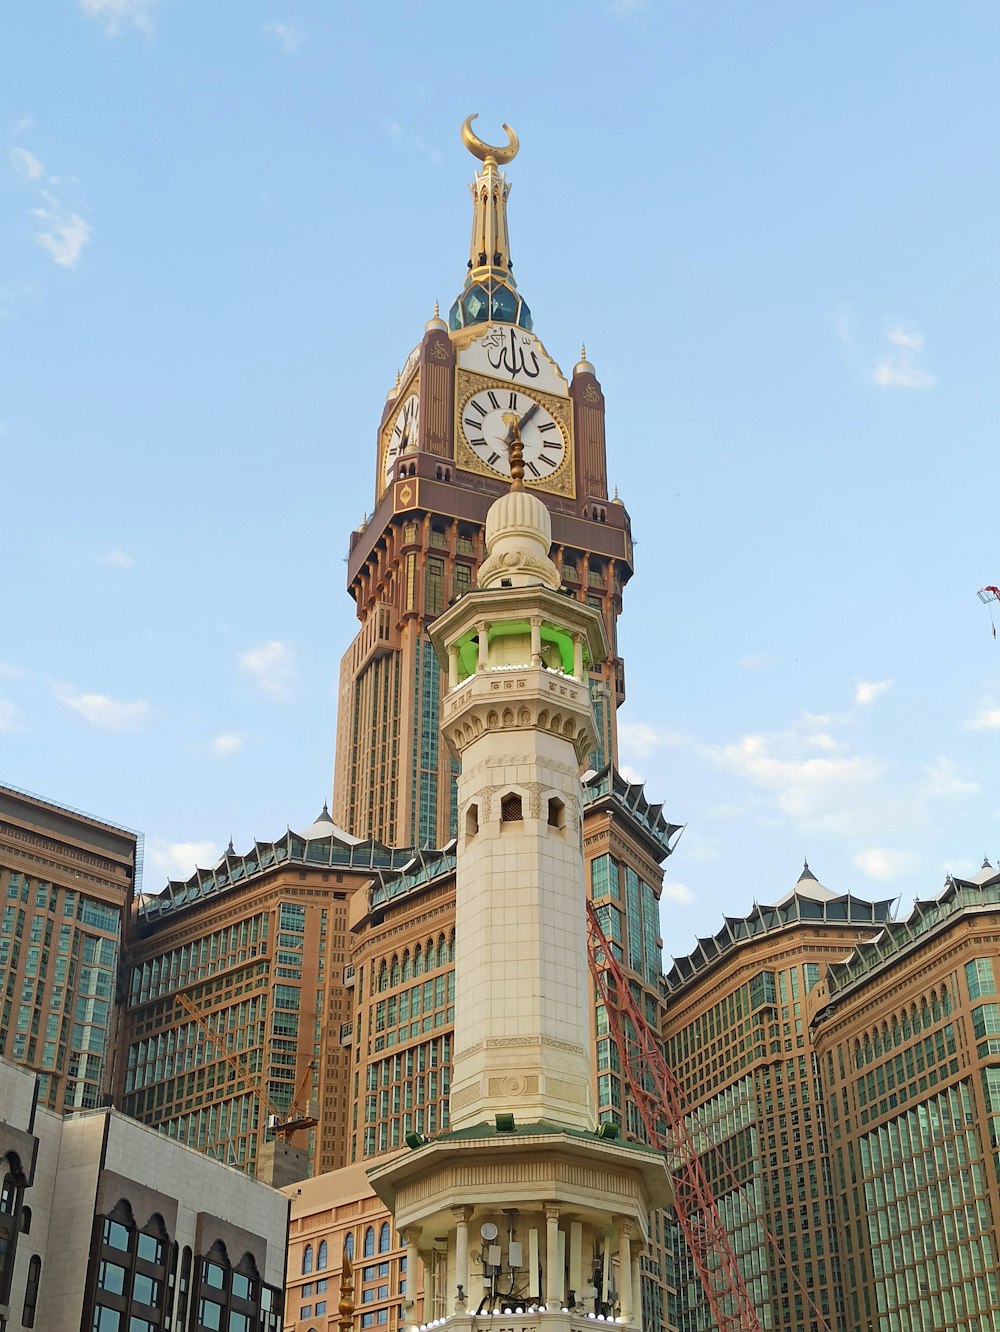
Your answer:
503;414;526;492
450;116;532;331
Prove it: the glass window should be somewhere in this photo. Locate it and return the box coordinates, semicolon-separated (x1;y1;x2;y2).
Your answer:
302;1244;314;1275
93;1310;123;1332
103;1219;131;1252
99;1262;127;1295
136;1233;163;1265
317;1240;328;1270
966;958;996;999
204;1261;226;1289
129;1320;155;1332
378;1223;390;1253
199;1299;223;1330
228;1314;251;1332
364;1227;375;1257
132;1273;161;1307
232;1272;252;1300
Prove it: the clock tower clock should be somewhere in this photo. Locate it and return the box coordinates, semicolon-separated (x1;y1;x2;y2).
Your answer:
334;118;635;849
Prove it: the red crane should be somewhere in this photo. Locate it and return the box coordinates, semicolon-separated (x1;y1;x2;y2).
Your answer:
585;902;833;1332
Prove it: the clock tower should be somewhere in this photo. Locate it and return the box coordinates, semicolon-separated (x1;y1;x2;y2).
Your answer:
334;117;634;849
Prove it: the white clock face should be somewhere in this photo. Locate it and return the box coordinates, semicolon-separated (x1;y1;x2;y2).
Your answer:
460;387;566;481
384;392;419;486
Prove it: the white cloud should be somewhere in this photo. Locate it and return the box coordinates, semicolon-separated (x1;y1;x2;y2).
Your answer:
10;148;43;180
854;847;918;881
78;0;156;36
53;683;149;730
618;719;681;759
31;203;91;268
94;549;133;569
262;21;305;53
239;640;295;698
740;652;777;670
0;662;20;678
965;702;1000;732
0;699;18;732
211;731;244;757
617;763;646;784
833;308;935;389
148;839;218;881
920;757;980;801
872;320;935;388
856;678;891;705
662;881;694;905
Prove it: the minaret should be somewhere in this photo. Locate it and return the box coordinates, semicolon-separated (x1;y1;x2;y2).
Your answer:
368;415;671;1328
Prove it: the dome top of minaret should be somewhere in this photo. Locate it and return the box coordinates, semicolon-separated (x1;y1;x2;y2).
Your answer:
448;115;533;334
477;426;560;591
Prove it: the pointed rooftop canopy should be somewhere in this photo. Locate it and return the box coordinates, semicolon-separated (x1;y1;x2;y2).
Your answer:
297;801;362;846
449;114;532;333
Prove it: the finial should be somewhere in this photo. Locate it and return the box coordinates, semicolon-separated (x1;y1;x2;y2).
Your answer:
505;418;526;492
434;300;440;318
225;837;235;857
581;342;587;360
338;1251;355;1332
798;859;818;883
984;855;993;869
425;299;448;333
575;343;596;376
461;113;519;166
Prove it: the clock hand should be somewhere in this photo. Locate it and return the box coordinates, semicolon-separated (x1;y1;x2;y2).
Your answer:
503;402;539;444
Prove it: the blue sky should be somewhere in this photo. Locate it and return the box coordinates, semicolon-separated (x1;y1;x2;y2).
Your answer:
2;1;999;963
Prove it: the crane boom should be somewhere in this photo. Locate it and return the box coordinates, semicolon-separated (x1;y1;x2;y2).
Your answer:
586;902;764;1332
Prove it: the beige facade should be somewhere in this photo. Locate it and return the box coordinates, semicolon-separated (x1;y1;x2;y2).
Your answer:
122;812;417;1181
661;869;892;1332
0;1053;288;1331
0;782;138;1116
811;863;1000;1332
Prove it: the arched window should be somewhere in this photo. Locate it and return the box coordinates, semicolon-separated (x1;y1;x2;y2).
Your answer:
401;952;412;981
344;1233;354;1262
413;946;423;976
317;1240;328;1269
379;1223;391;1253
22;1254;41;1327
363;1227;375;1258
500;792;522;822
19;1206;31;1235
302;1244;314;1275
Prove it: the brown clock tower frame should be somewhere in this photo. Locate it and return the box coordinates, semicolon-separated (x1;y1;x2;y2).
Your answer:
332;133;634;850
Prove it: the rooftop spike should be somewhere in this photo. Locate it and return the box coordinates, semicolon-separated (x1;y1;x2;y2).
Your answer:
798;859;818;882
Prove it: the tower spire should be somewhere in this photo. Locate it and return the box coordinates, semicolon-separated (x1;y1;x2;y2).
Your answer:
449;114;532;331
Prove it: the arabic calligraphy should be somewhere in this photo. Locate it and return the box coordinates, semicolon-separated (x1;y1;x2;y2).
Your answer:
481;326;540;381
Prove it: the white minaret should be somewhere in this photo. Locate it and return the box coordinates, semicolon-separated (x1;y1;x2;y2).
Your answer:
369;418;671;1331
438;462;604;1132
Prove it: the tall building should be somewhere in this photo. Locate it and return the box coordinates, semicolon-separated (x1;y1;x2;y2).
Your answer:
122;810;418;1181
366;367;672;1329
660;866;893;1332
811;861;1000;1332
332;116;634;850
0;782;138;1115
0;1053;287;1332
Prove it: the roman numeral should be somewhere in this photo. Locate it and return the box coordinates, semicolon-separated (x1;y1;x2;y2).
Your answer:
487;451;501;466
538;422;557;434
470;437;486;449
540;441;561;453
526;460;540;477
394;425;402;438
487;391;500;409
508;392;519;409
469;400;487;418
464;417;483;431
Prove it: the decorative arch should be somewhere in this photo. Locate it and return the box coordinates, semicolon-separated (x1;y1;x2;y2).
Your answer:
344;1233;355;1262
302;1243;314;1275
363;1226;375;1258
318;1239;328;1269
379;1222;391;1253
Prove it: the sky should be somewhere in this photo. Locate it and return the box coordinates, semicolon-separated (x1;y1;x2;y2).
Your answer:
2;0;999;966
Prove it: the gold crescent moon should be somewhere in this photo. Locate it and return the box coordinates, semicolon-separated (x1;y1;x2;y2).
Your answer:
461;114;519;166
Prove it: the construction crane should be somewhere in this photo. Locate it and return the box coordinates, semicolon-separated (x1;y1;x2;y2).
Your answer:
585;902;833;1332
173;993;317;1144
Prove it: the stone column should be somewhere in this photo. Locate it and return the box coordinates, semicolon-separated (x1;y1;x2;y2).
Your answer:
616;1220;633;1323
631;1249;643;1328
568;1220;583;1299
447;643;459;689
544;1205;562;1307
572;634;584;679
530;615;542;665
476;622;489;672
401;1228;421;1317
452;1207;472;1312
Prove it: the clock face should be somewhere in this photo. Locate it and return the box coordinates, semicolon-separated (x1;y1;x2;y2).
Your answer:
383;392;419;487
459;386;567;482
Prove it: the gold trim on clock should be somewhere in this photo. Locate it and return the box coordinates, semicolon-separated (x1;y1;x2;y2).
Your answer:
454;369;575;499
